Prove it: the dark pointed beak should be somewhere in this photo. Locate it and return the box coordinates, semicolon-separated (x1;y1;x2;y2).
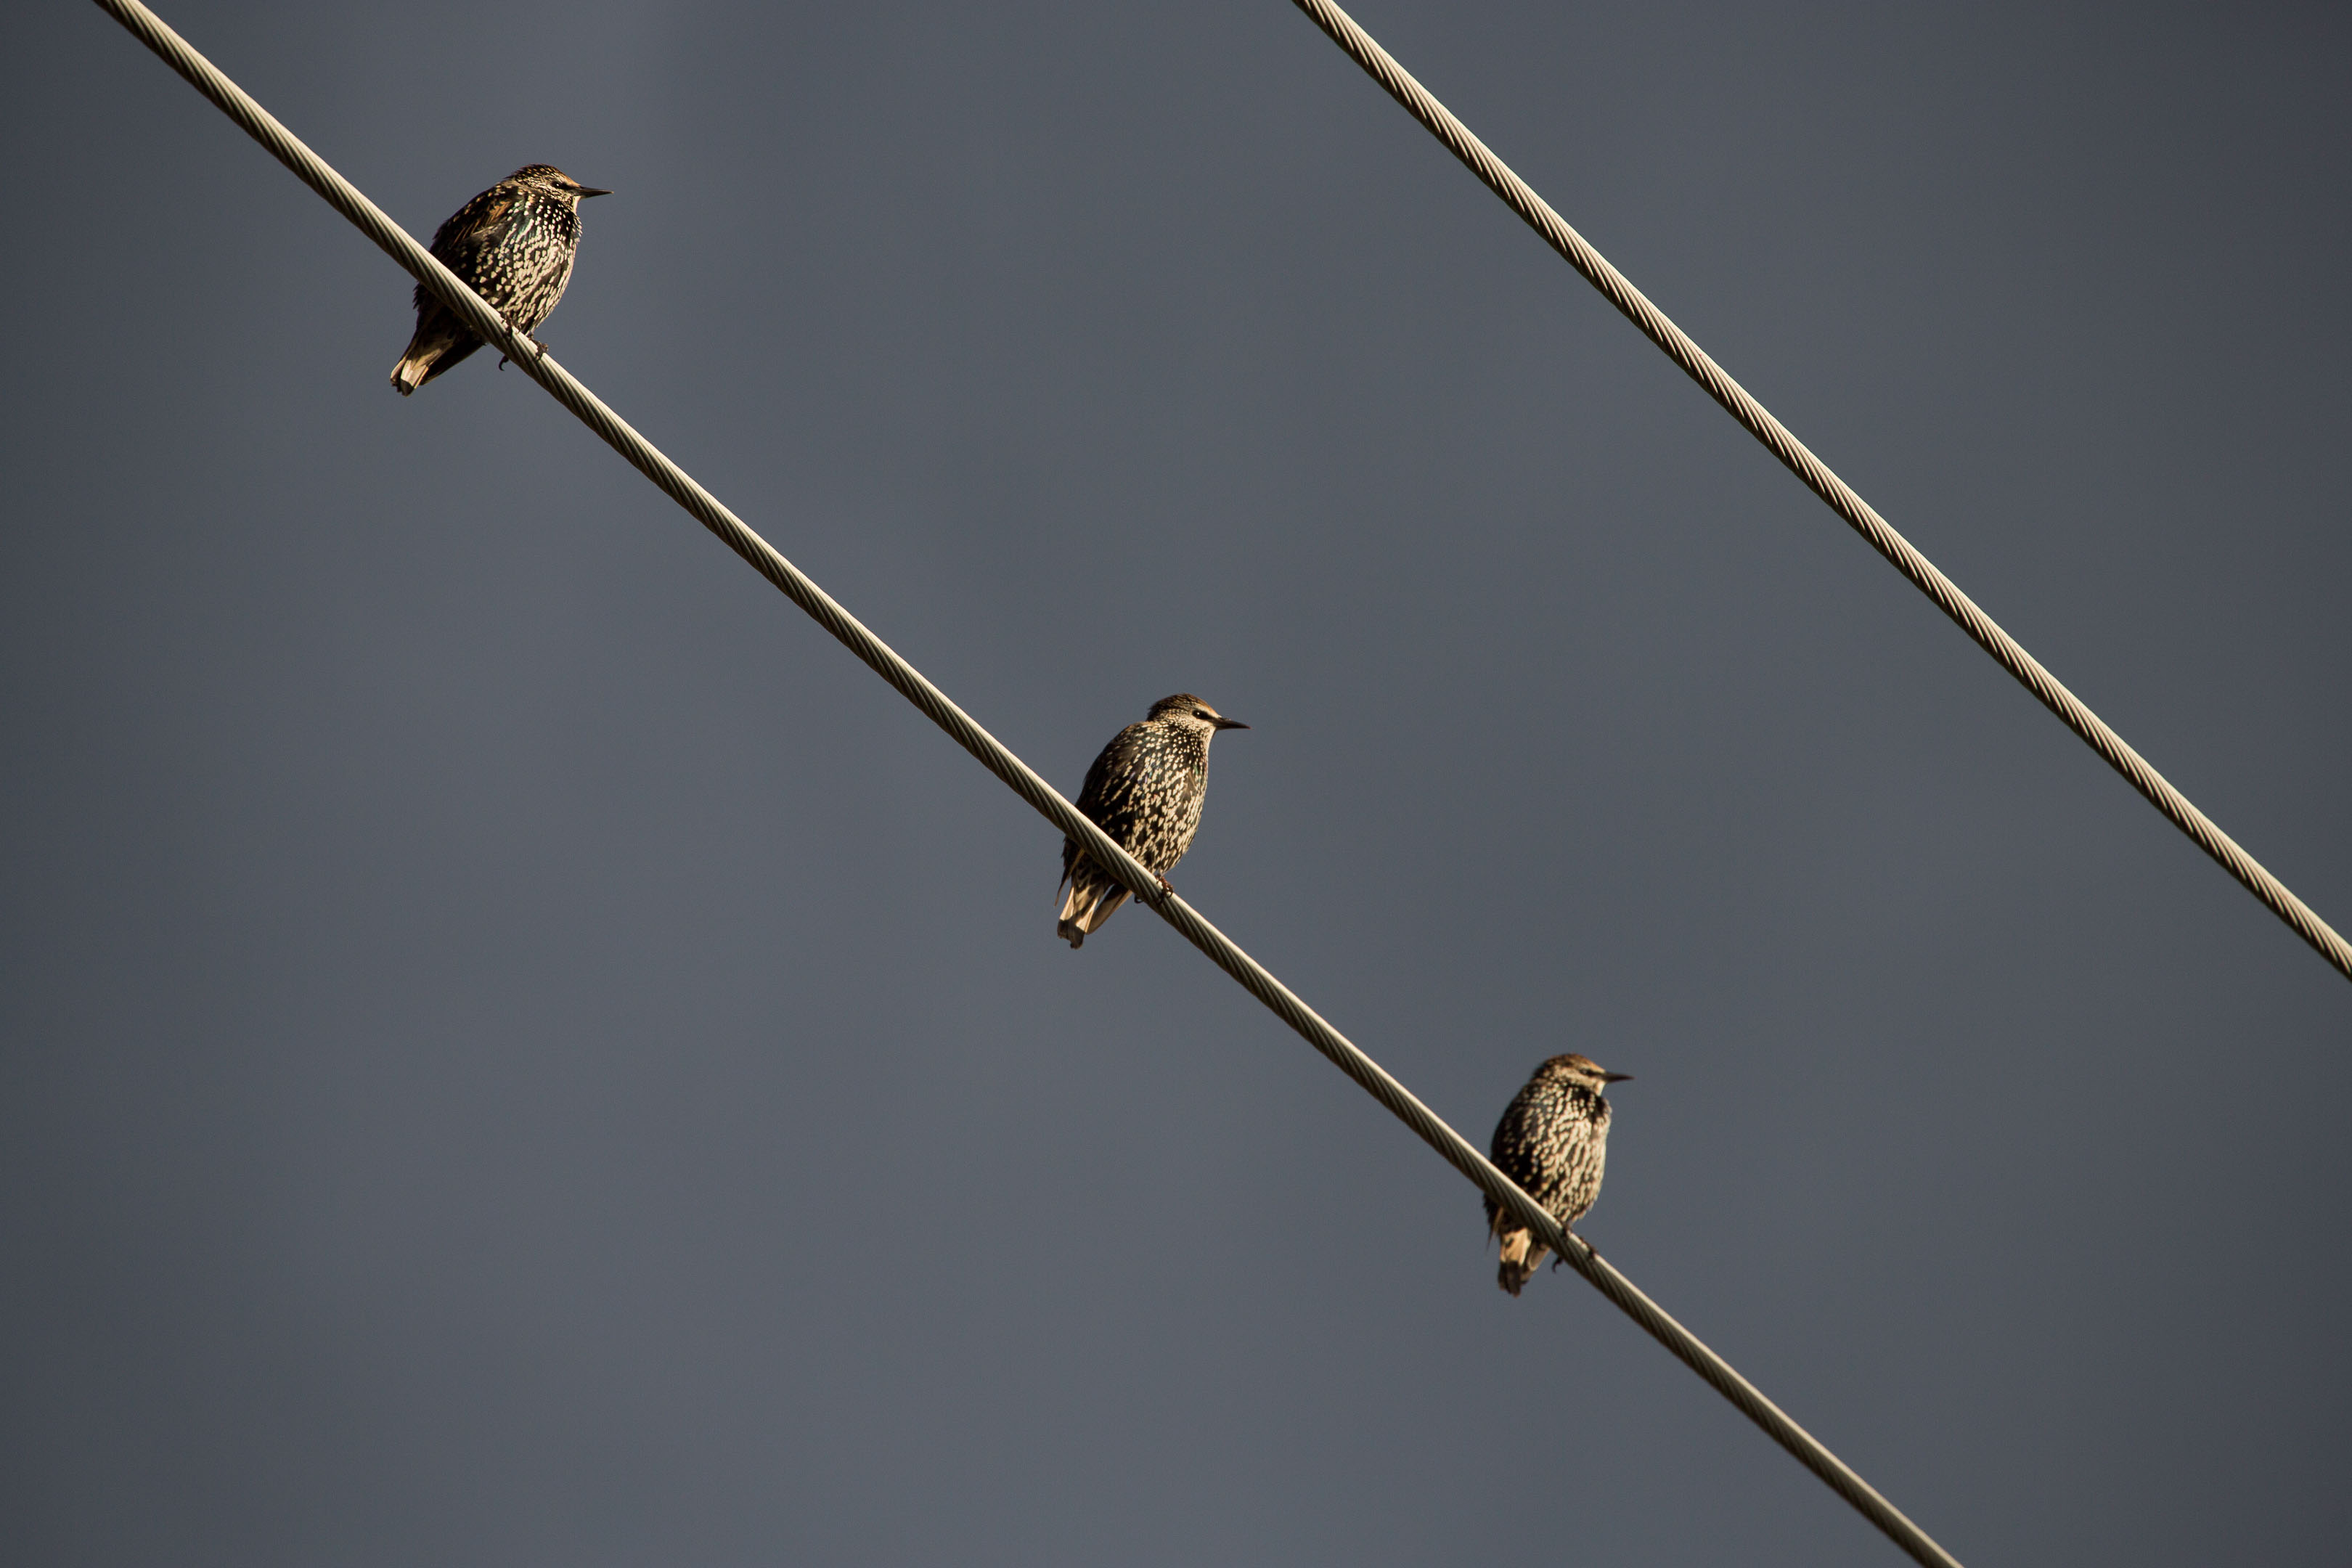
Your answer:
1212;717;1250;730
1602;1072;1633;1083
574;186;613;198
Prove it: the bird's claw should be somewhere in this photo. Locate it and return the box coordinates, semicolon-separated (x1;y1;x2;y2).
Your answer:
495;337;547;373
1556;1236;1602;1273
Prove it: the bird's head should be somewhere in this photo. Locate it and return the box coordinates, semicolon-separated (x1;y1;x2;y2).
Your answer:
1545;1054;1633;1094
506;165;611;201
1148;694;1250;732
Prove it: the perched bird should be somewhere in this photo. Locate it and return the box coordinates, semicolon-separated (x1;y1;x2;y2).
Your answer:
1485;1053;1632;1296
1057;695;1249;948
390;165;610;394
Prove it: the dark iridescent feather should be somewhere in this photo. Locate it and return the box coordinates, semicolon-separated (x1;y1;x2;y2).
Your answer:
391;165;605;394
1057;694;1244;947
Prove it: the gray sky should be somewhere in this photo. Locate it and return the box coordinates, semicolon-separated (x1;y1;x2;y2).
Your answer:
6;2;2349;1563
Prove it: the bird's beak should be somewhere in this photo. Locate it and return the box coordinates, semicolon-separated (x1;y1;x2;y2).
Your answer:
1212;716;1250;730
574;186;613;198
1602;1071;1633;1083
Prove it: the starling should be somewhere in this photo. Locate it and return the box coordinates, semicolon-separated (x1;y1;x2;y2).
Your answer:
1057;694;1249;947
1485;1053;1632;1296
389;165;610;394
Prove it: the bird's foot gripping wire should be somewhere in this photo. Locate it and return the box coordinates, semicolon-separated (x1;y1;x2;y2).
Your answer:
1553;1234;1603;1273
1147;871;1176;907
495;337;548;373
495;309;550;370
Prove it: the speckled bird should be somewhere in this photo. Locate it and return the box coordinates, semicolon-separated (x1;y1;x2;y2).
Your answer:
1057;695;1249;948
389;165;609;394
1485;1053;1631;1296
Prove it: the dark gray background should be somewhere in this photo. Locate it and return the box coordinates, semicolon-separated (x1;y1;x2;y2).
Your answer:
5;2;2348;1563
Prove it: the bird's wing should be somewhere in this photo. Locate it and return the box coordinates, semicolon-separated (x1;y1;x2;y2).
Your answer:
411;192;519;312
1486;1090;1543;1241
1083;726;1165;836
428;192;515;264
1063;724;1154;878
1487;1084;1548;1189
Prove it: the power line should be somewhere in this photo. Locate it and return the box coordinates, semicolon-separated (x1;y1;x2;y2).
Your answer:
90;1;1964;1563
1285;0;2352;984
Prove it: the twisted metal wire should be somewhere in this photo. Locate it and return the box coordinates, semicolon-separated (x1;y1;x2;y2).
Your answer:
1286;0;2352;984
93;1;1961;1561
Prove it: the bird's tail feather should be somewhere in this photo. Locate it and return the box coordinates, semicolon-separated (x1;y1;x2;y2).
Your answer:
1056;876;1129;949
1496;1228;1544;1297
389;314;476;395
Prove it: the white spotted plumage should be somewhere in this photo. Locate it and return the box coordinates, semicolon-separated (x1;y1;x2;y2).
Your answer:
1485;1053;1630;1295
1057;694;1249;948
389;165;608;395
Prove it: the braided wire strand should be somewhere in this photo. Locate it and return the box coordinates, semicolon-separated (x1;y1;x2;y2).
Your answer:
1285;0;2352;983
93;1;1961;1561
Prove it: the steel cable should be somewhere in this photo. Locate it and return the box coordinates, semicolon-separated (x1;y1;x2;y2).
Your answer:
1285;0;2352;984
92;1;1961;1561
